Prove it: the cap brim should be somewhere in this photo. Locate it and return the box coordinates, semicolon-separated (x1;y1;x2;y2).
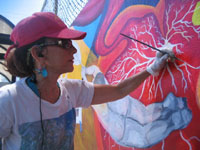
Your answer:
45;28;86;40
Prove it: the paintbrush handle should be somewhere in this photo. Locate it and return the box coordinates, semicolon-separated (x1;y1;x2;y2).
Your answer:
120;33;167;54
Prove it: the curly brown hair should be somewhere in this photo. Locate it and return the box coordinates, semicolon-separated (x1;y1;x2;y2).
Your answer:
5;38;46;78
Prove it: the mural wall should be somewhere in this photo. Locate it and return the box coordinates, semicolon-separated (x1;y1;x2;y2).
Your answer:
69;0;200;149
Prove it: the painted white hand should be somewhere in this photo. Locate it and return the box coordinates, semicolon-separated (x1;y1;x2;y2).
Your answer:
147;49;172;76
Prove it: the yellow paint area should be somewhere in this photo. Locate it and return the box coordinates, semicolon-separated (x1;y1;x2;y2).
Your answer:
197;74;200;109
192;2;200;25
67;65;82;80
76;40;91;66
74;107;97;150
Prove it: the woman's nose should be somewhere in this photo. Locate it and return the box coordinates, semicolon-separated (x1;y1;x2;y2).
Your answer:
71;46;77;54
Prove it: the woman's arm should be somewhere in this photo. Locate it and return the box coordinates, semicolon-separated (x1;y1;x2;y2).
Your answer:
91;70;150;105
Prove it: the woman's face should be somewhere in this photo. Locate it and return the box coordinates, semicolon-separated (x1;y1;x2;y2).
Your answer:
42;38;77;75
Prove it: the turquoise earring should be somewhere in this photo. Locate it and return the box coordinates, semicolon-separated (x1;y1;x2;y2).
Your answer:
41;68;48;77
35;68;48;78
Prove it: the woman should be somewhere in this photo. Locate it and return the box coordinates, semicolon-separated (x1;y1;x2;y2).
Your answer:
0;12;170;150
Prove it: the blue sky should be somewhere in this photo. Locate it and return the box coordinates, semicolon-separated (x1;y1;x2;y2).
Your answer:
0;0;44;25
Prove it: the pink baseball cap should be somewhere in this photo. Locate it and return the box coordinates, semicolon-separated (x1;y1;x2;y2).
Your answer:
5;12;86;59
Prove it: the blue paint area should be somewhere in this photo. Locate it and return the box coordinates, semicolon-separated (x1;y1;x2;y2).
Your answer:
74;14;102;49
18;109;76;150
122;0;160;7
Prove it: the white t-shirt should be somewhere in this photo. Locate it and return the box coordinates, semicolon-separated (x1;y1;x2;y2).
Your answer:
0;78;94;150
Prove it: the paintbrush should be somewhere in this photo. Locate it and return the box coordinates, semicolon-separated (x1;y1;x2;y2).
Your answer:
120;33;184;62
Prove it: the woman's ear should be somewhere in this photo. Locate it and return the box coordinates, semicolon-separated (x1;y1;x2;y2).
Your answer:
30;46;44;62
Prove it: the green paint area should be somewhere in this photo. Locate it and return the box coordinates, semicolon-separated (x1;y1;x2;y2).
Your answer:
192;2;200;25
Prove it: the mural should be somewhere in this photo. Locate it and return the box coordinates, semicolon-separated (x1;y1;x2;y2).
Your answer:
68;0;200;149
